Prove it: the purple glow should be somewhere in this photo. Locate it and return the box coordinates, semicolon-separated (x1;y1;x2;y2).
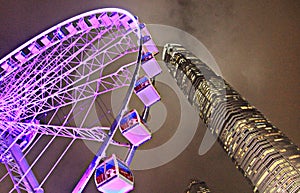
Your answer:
94;154;134;193
120;109;151;146
134;76;161;107
141;57;162;78
0;7;156;193
140;24;159;56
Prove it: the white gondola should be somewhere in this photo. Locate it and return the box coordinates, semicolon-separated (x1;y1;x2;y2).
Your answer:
141;52;162;78
95;154;134;193
134;76;160;107
120;109;151;146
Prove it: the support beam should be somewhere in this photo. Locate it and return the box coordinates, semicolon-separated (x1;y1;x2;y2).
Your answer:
7;136;44;193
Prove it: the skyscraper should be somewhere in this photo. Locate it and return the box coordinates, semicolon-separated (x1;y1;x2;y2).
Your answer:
163;43;300;192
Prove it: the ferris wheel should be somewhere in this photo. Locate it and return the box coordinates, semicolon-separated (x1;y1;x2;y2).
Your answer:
0;8;161;193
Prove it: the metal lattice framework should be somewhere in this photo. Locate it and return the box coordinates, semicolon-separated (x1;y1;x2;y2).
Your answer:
0;8;142;192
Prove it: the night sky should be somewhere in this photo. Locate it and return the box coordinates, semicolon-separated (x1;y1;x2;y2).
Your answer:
0;1;299;192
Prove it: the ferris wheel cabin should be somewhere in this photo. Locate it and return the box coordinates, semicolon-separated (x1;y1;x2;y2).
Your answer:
94;154;134;193
119;109;151;146
134;76;160;107
139;23;161;78
141;51;162;78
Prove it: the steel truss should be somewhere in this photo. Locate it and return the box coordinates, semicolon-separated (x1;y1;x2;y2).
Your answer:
0;8;141;192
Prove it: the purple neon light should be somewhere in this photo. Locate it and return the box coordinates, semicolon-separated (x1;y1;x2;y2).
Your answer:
94;154;134;193
0;8;143;193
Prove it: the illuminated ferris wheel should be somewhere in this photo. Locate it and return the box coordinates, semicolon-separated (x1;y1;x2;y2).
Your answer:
0;8;161;193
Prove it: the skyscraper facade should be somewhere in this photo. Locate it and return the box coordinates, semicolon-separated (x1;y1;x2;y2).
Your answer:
163;44;300;192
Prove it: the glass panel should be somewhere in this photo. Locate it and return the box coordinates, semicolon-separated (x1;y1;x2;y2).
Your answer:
118;160;133;182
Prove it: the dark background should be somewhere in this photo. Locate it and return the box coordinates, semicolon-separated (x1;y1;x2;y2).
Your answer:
0;1;299;192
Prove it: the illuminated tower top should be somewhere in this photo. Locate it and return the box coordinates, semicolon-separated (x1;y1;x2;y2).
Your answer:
163;43;300;193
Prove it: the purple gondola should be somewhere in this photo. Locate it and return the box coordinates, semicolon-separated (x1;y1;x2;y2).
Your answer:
95;154;134;193
141;52;162;78
140;23;159;56
120;109;151;146
134;76;160;107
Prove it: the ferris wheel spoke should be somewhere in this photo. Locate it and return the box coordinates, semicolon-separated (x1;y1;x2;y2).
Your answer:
1;24;117;95
0;120;129;149
3;33;87;98
2;161;23;193
17;62;135;121
2;24;134;104
1;34;137;122
3;29;116;104
0;8;149;192
1;136;42;193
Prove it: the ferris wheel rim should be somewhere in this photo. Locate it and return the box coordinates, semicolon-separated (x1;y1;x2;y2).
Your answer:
0;7;144;192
